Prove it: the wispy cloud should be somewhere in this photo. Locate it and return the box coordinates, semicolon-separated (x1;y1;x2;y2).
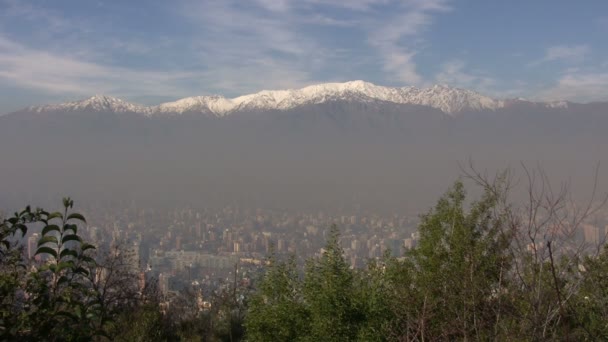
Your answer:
0;0;69;33
529;44;591;66
544;45;590;62
179;0;450;90
0;35;201;99
179;0;336;93
366;0;450;85
0;0;453;102
537;70;608;102
435;60;495;89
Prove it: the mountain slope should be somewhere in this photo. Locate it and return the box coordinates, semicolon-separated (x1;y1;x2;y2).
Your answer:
10;81;558;117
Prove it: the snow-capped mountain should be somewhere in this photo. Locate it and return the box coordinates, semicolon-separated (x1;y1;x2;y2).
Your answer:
21;81;574;117
17;81;499;117
27;94;149;114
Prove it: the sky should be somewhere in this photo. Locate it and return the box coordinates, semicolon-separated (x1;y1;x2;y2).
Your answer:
1;0;607;113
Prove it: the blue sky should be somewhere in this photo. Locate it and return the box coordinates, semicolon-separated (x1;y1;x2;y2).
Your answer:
1;0;607;112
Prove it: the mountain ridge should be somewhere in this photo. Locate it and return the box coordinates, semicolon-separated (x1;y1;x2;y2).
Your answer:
10;81;578;118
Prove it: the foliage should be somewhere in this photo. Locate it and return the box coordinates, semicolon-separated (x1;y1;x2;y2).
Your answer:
246;249;309;341
245;177;608;341
0;198;104;340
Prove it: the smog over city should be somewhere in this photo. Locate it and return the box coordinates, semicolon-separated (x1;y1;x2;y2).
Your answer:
1;1;608;340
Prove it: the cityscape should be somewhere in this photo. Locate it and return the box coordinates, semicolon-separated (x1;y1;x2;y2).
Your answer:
20;199;608;306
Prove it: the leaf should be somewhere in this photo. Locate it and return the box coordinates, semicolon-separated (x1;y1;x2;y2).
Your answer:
81;243;96;252
75;266;90;276
19;206;31;216
59;249;78;259
37;235;58;247
62;197;72;209
47;212;63;221
66;213;86;223
63;224;78;234
35;246;58;258
56;261;75;273
41;224;61;236
14;223;27;236
58;275;70;285
61;234;82;244
80;255;96;264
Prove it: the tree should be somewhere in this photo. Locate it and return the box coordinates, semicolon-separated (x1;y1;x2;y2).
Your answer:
246;249;309;341
394;180;513;340
572;245;608;340
302;224;365;342
0;206;37;339
0;198;105;340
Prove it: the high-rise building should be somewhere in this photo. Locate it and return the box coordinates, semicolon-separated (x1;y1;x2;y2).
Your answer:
582;224;600;245
28;233;39;259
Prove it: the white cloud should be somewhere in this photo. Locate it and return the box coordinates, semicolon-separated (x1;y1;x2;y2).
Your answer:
0;0;69;33
254;0;291;12
301;0;391;11
537;70;608;102
367;0;450;85
545;45;590;62
435;60;495;89
529;44;590;66
179;0;332;93
0;35;200;98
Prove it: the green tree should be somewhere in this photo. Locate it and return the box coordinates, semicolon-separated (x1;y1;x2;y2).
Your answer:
353;256;395;341
402;180;512;340
302;224;365;342
25;197;102;340
0;206;39;339
0;198;107;340
573;245;608;340
245;249;309;341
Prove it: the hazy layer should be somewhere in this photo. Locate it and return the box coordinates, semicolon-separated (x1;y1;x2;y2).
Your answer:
1;100;606;213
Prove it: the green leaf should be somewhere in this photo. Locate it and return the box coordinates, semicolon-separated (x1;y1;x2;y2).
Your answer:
81;243;96;252
61;234;82;244
47;212;63;221
37;235;58;247
56;260;75;273
66;213;86;223
59;249;78;259
41;224;61;236
75;266;90;276
35;246;58;258
19;206;31;216
63;224;78;234
14;223;27;236
62;197;72;209
80;255;96;264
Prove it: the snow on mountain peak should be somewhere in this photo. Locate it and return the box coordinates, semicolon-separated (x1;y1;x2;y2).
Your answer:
29;94;149;114
25;81;511;117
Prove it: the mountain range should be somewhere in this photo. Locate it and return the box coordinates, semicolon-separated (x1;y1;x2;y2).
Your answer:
1;81;606;211
9;81;575;117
